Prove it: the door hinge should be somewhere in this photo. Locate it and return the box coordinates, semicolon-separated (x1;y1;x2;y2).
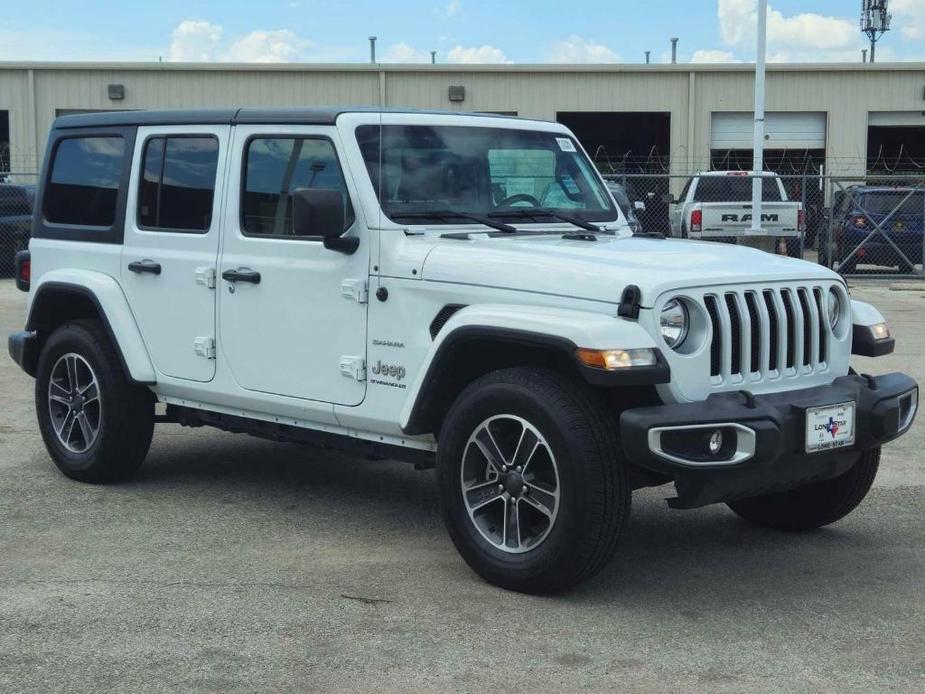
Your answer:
194;336;216;359
341;279;368;304
195;267;216;289
339;355;366;381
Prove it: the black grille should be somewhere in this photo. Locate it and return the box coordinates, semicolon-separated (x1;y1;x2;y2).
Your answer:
762;290;778;372
797;289;813;367
724;293;742;376
705;295;721;377
745;292;761;374
813;288;827;364
781;291;796;369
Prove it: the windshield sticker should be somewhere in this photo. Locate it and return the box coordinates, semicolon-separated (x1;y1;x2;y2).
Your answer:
556;137;577;152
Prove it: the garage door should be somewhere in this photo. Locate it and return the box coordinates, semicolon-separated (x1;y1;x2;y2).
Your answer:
711;112;826;150
869;112;925;127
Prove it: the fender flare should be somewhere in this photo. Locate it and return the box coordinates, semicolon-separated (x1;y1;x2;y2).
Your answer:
25;271;156;384
850;299;894;357
400;303;667;434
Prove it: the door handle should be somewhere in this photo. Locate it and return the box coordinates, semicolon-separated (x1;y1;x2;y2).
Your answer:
222;267;261;284
127;259;162;275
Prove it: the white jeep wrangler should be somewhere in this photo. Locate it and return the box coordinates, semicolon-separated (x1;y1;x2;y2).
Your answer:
8;109;918;593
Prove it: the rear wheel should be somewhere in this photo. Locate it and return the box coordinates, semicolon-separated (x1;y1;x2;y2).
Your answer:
35;320;154;483
726;446;880;531
436;367;630;593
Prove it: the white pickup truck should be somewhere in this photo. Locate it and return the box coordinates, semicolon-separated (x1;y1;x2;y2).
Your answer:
668;171;804;240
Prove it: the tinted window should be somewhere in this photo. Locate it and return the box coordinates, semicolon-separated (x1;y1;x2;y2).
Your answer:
45;136;124;226
693;176;782;203
242;137;355;237
858;191;925;216
138;136;218;232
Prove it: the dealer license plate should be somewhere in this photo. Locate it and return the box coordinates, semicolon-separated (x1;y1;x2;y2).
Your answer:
805;401;856;453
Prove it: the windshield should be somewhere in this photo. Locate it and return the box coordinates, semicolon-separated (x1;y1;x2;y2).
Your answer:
693;176;783;203
356;124;617;224
858;191;924;215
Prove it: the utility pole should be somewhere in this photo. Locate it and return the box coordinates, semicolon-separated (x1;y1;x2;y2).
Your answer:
750;0;767;235
860;1;891;64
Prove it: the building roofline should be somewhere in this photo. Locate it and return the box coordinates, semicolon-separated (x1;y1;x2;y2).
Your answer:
1;60;924;73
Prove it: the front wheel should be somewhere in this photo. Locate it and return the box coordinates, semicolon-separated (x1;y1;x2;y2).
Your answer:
35;320;155;483
726;447;880;531
436;367;630;593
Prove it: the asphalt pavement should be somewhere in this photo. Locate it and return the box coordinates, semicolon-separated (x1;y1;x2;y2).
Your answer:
1;278;923;693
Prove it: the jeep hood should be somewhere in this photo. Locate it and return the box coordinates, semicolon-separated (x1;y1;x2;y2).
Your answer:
421;234;840;306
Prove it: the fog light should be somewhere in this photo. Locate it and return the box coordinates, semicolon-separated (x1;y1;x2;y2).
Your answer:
707;429;724;455
871;322;890;340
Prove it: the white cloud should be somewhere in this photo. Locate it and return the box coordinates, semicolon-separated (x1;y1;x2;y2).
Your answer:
381;42;432;63
691;49;737;63
224;29;304;63
447;44;511;64
546;36;620;63
443;0;461;17
169;20;222;62
892;0;925;41
717;0;859;60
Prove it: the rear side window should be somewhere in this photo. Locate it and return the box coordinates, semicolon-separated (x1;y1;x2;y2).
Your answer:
44;136;124;227
241;137;355;237
138;136;219;232
693;176;783;203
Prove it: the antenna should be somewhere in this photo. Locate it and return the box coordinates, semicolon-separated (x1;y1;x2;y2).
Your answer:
860;0;891;63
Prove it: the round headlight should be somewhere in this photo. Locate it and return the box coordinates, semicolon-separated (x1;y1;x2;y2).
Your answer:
660;298;690;349
827;288;841;330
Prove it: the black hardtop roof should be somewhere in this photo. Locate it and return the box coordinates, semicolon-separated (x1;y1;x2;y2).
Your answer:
52;107;525;130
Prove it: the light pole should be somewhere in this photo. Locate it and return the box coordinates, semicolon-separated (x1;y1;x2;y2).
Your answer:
860;1;891;64
750;0;768;235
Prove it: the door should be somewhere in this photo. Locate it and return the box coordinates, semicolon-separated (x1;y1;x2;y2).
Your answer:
218;125;369;406
121;125;230;382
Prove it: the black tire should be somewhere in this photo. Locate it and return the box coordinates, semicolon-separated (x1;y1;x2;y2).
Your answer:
35;319;155;483
436;367;630;593
726;446;880;532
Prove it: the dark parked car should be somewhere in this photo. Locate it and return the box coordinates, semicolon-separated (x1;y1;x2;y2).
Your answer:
1;183;35;277
830;186;924;273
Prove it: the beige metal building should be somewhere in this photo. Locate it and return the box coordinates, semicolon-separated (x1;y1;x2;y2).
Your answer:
1;61;924;179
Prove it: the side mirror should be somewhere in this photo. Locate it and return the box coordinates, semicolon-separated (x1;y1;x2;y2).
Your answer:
633;200;646;211
661;193;676;204
291;188;358;254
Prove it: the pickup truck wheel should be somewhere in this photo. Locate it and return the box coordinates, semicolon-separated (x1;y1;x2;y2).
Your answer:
726;446;880;531
35;320;154;483
436;367;630;593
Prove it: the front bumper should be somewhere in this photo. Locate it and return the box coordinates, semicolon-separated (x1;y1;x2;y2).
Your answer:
621;373;917;509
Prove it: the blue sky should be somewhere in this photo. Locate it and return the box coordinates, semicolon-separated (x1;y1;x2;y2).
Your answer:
1;0;923;64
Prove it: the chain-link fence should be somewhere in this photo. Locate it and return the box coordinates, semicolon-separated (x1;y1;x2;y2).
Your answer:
602;171;924;278
0;173;37;278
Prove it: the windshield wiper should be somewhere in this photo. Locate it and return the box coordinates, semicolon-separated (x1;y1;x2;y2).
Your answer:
390;210;517;233
488;208;605;233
